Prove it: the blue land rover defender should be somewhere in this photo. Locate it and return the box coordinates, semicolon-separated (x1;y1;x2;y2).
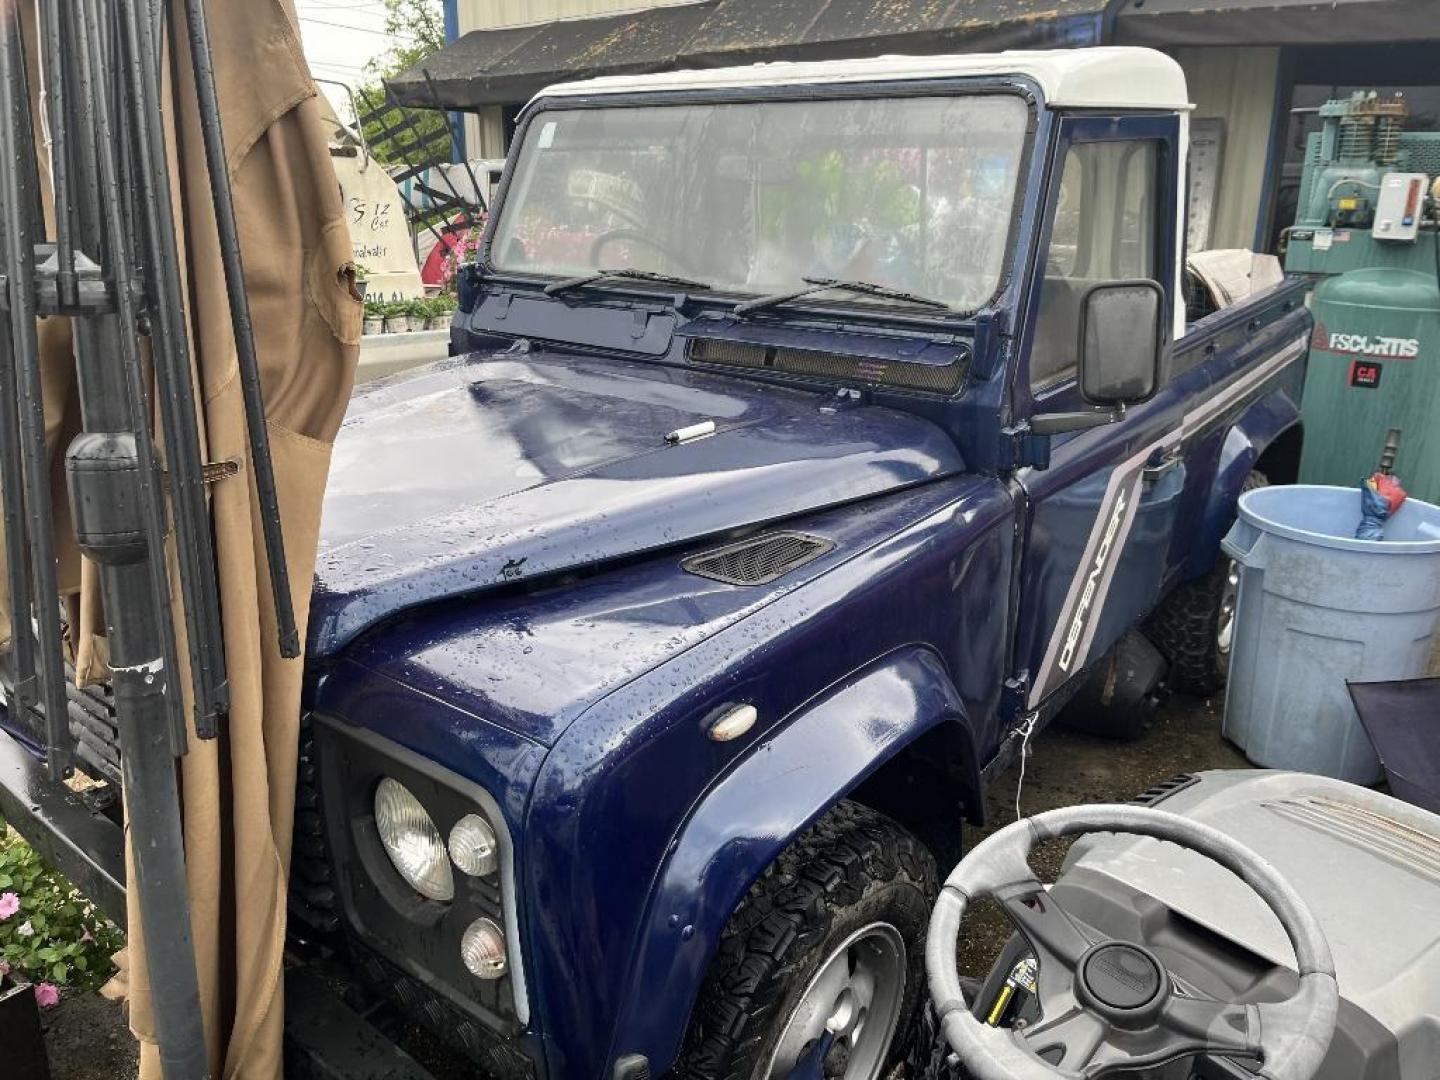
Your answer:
1;47;1311;1080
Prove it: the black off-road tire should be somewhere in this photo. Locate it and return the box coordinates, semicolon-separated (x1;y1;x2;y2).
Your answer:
677;801;938;1080
1148;470;1268;695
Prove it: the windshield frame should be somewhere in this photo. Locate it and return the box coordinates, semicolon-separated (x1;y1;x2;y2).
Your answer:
478;77;1041;324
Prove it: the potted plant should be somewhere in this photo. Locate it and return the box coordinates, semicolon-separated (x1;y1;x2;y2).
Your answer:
404;298;427;334
362;297;385;336
434;293;458;330
381;300;407;335
353;262;371;299
423;296;447;331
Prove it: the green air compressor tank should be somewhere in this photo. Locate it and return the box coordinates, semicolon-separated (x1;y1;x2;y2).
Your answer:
1299;266;1440;500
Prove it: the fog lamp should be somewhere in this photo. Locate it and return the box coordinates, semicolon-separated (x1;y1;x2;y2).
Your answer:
374;777;454;901
449;814;499;877
461;917;508;979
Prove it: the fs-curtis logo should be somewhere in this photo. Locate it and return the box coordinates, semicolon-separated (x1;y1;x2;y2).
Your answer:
1311;320;1419;359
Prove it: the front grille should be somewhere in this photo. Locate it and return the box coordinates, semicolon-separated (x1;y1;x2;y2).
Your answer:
357;948;535;1079
288;713;340;937
686;337;967;395
682;532;834;585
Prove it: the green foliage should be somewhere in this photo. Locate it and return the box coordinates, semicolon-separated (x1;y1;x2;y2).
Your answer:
0;826;124;995
356;0;449;168
364;296;387;319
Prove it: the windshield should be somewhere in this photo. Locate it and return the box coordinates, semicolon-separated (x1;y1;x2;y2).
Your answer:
490;93;1030;313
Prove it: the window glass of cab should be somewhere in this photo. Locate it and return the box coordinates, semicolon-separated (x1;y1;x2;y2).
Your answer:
490;95;1031;313
1030;140;1158;392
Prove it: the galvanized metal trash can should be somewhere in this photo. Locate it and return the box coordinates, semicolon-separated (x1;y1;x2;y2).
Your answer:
1221;485;1440;783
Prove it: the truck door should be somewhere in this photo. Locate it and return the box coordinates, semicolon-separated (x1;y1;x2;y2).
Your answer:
1012;114;1184;712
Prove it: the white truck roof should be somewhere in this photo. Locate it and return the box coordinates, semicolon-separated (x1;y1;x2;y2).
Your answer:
537;47;1190;112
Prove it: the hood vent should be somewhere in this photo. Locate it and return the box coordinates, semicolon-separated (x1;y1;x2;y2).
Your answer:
686;338;966;396
682;532;834;586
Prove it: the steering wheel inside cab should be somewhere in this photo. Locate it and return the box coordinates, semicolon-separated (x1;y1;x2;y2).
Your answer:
926;805;1340;1080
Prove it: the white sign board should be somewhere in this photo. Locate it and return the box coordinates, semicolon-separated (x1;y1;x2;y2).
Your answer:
332;150;425;301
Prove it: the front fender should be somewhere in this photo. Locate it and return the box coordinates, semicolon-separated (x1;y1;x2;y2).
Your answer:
606;646;973;1074
1183;393;1301;579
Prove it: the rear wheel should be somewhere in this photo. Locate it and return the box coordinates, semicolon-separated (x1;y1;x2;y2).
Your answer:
678;801;937;1080
1148;470;1268;694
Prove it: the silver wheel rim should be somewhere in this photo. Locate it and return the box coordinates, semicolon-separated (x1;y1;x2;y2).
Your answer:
1216;558;1240;674
763;922;907;1080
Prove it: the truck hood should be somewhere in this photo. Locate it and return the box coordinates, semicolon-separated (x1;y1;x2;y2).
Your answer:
309;351;964;655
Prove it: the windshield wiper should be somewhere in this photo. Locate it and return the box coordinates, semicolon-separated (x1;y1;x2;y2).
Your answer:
734;276;951;316
543;267;712;297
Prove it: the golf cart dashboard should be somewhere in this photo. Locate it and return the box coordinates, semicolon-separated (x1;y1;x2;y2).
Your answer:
953;873;1397;1080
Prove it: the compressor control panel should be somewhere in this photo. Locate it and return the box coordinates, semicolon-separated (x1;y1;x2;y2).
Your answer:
1372;172;1429;242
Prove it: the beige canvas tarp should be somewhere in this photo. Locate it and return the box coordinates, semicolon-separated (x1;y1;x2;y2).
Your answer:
1;1;359;1076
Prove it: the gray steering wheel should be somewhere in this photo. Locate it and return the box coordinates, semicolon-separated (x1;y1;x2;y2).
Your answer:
925;805;1339;1080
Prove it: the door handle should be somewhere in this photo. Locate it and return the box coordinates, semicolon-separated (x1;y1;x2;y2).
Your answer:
1143;449;1183;482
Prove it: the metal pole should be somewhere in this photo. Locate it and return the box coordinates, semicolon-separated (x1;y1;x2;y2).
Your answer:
421;69;484;212
115;0;231;737
0;21;73;782
67;0;211;1074
179;0;300;659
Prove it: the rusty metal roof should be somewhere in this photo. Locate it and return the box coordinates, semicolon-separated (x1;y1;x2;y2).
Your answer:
388;0;1107;109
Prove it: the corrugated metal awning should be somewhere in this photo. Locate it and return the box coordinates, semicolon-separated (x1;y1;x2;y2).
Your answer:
388;0;1108;109
1115;0;1435;46
388;2;722;109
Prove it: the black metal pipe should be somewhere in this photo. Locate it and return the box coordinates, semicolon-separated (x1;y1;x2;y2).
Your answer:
179;0;300;659
61;1;211;1073
421;69;484;211
115;0;231;732
0;295;39;723
354;86;452;250
0;23;73;782
35;0;76;308
74;0;188;754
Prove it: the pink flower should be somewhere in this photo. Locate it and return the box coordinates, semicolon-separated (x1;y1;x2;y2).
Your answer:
33;982;60;1009
0;959;10;976
0;892;19;919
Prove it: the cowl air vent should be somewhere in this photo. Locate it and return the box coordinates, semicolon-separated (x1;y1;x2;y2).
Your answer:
682;532;834;586
686;337;966;395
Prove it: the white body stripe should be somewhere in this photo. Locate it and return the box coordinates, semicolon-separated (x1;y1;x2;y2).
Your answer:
1026;335;1307;708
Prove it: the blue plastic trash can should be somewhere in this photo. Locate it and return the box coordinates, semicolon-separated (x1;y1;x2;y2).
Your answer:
1221;485;1440;783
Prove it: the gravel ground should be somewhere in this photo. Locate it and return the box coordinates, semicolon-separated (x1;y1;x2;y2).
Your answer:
40;692;1245;1078
39;991;139;1080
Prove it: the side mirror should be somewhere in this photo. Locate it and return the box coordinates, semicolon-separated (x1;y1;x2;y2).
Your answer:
1079;280;1164;406
1030;279;1165;437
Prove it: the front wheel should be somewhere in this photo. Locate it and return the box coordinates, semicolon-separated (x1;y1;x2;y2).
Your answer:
678;801;937;1080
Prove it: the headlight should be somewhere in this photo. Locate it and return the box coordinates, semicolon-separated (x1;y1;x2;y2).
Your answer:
374;777;454;901
460;917;508;979
449;814;499;877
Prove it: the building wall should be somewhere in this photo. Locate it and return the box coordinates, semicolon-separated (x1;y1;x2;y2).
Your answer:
1178;46;1281;251
457;0;692;32
458;1;692;159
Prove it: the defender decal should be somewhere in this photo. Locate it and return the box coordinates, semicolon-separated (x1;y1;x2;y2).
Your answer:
1058;486;1130;674
1028;337;1308;709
